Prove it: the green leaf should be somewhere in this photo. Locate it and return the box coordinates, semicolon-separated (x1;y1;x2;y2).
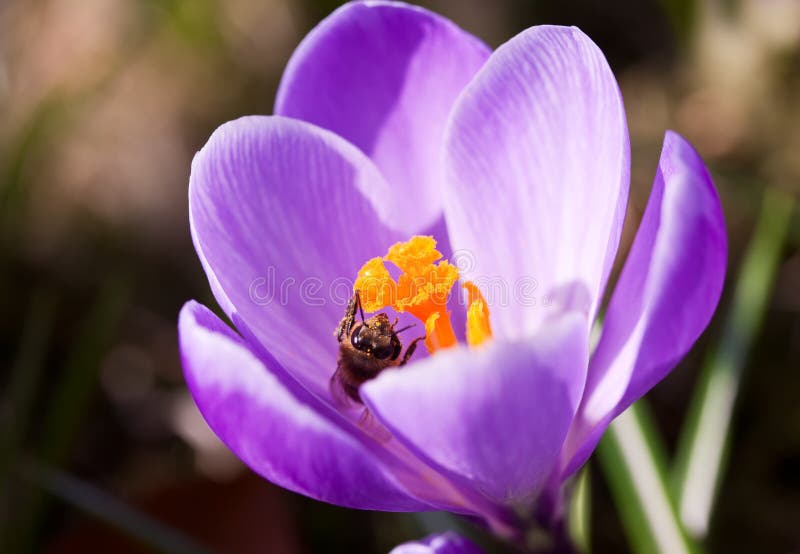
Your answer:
599;402;701;554
657;0;697;44
568;467;591;553
0;290;57;550
7;279;129;554
40;279;129;462
672;187;795;538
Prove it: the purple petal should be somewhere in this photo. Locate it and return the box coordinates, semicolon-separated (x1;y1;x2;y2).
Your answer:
443;25;630;339
362;312;588;505
390;532;483;554
562;131;727;475
276;1;489;234
179;300;430;511
189;115;403;398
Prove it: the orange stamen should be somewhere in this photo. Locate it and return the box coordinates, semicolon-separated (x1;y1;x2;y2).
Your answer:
463;281;493;347
423;312;456;353
354;256;396;313
355;236;458;353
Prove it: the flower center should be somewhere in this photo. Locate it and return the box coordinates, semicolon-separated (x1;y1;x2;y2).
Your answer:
354;235;493;353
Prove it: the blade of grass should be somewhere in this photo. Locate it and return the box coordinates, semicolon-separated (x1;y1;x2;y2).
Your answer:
8;279;129;553
40;279;129;462
0;95;65;226
567;467;591;553
657;0;696;44
0;290;58;550
17;459;211;554
599;401;701;554
672;187;795;538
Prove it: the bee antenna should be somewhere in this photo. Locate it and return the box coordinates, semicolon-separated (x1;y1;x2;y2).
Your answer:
355;290;366;322
394;324;416;334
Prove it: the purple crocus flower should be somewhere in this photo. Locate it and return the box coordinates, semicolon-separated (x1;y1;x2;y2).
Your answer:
390;532;483;554
181;0;726;537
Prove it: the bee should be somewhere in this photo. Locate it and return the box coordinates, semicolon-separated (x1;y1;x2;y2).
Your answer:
332;291;424;404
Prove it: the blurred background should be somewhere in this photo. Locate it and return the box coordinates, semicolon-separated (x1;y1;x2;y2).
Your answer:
0;0;798;552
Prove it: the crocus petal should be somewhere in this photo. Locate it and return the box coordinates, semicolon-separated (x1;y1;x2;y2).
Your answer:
362;312;588;505
562;131;727;475
179;300;430;511
390;532;483;554
443;25;629;339
276;1;490;234
189;115;403;398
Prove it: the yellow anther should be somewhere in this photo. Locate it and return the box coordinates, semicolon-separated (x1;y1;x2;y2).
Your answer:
464;281;493;347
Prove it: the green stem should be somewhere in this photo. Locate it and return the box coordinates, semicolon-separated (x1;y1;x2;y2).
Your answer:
672;187;795;538
0;290;57;550
567;467;591;553
599;402;701;554
8;280;129;554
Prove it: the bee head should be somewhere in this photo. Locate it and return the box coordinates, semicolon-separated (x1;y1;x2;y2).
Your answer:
350;314;401;360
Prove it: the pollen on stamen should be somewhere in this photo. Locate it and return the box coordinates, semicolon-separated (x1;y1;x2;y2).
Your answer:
353;256;396;313
354;236;458;354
